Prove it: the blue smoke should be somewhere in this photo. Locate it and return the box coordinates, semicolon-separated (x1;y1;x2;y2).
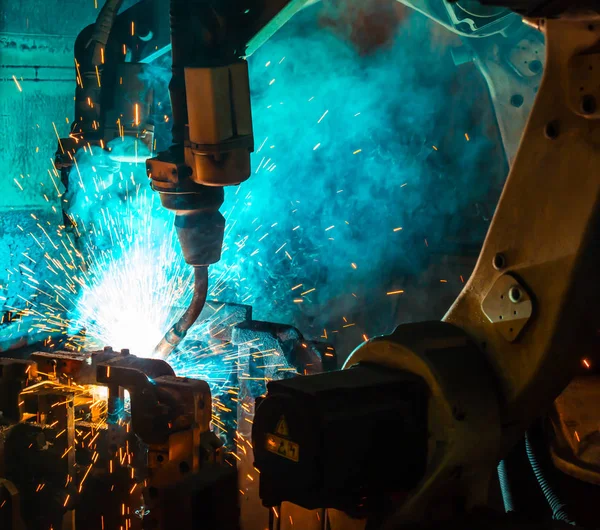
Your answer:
54;5;504;363
210;6;503;346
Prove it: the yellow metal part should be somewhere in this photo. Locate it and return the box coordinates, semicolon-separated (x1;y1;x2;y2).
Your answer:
143;377;214;529
184;63;253;186
344;321;501;525
444;19;600;455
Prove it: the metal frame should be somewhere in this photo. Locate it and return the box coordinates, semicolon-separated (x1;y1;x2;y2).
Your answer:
444;18;600;455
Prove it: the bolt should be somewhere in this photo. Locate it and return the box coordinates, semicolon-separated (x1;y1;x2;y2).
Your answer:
510;94;524;108
529;60;543;74
581;95;597;115
452;406;466;421
493;253;506;271
509;286;522;303
545;120;560;140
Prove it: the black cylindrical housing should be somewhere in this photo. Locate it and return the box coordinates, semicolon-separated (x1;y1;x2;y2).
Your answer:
174;211;225;266
252;363;429;516
156;184;225;267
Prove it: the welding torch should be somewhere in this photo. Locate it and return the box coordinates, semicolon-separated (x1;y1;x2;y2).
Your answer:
153;265;209;359
148;0;254;360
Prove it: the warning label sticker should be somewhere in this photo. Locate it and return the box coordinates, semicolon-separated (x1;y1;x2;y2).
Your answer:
275;415;289;437
265;433;299;462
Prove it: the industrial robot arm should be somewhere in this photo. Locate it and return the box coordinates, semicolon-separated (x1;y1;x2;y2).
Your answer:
59;0;542;361
251;4;600;529
48;0;600;528
146;0;543;359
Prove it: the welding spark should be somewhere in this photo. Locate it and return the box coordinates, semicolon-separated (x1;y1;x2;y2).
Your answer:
12;75;23;92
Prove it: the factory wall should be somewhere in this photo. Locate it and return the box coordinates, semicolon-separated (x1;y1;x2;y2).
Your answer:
0;0;100;348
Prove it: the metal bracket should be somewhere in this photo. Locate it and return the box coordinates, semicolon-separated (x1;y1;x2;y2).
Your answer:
481;273;533;341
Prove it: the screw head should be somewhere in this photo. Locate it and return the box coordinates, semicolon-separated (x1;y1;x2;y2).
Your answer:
493;253;506;271
509;286;522;303
510;94;524;108
581;94;597;115
545;120;560;140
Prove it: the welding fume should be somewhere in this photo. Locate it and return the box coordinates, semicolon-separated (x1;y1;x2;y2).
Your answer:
1;0;600;530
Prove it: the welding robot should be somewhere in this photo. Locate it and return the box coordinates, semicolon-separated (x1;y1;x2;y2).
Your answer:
1;0;600;529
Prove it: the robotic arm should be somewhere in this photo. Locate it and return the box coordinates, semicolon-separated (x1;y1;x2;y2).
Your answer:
146;0;546;358
54;1;600;528
58;0;544;361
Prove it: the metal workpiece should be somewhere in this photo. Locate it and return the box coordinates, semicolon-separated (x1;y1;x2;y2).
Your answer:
233;321;336;380
406;3;543;166
0;359;37;422
96;362;211;445
198;301;253;342
481;273;533;341
444;19;600;453
476;0;600;18
398;1;517;38
30;347;175;386
343;321;502;526
463;23;544;165
4;398;78;529
0;347;236;530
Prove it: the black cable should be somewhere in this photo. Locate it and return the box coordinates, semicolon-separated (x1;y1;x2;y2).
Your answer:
89;0;124;48
73;0;124;138
153;266;209;359
525;430;577;525
497;459;516;513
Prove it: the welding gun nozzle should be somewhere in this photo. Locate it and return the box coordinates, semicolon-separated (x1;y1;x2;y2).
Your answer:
153;326;187;360
153;266;209;360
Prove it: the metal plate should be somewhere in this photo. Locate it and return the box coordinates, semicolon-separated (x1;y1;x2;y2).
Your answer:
481;273;533;342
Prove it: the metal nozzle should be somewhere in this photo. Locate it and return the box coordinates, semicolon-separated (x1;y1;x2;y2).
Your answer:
153;266;209;359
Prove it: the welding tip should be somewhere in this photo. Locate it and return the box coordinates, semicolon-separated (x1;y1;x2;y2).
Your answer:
153;326;187;360
153;266;209;360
